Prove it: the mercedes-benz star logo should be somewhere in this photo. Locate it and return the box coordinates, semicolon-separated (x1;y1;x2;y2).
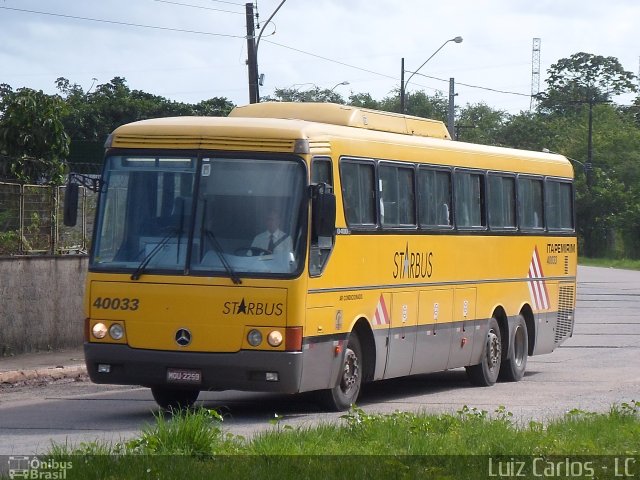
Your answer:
175;328;192;347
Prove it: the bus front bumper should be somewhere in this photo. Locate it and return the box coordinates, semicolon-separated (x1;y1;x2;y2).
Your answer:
84;343;303;393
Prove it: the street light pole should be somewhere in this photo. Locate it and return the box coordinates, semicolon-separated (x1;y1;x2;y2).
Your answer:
587;98;594;186
330;81;350;92
400;36;462;113
400;58;405;112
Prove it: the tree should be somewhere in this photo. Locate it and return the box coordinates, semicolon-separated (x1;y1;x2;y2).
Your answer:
498;111;555;152
264;86;348;104
57;76;236;142
380;89;448;121
193;97;235;117
455;102;507;145
348;92;381;110
537;52;637;114
0;87;69;184
54;77;236;171
575;168;630;257
629;95;640;127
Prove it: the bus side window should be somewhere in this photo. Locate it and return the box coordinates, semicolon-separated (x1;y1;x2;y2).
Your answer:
455;170;485;229
488;174;516;229
545;179;574;231
518;177;544;231
340;160;375;226
418;167;452;228
379;163;415;227
311;157;333;187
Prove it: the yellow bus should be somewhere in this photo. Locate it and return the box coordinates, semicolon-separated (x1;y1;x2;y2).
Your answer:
66;102;577;411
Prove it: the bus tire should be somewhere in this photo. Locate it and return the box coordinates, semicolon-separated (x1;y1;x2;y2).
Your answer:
319;333;363;411
499;315;528;382
151;387;200;411
466;317;501;387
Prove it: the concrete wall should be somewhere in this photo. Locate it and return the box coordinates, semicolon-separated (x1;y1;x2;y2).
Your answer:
0;256;87;355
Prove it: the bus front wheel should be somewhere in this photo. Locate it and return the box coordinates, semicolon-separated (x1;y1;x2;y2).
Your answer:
319;334;363;411
151;387;200;410
499;315;528;382
466;317;501;386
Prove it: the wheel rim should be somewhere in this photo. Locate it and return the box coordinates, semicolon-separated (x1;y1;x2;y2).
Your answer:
486;329;501;370
513;325;526;367
340;347;360;395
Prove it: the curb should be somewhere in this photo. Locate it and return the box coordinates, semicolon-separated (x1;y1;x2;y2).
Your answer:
0;364;87;385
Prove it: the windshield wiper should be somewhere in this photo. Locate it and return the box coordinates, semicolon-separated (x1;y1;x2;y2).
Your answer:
204;228;242;285
130;227;180;280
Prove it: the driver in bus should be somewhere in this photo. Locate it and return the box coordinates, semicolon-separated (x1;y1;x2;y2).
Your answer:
251;209;292;255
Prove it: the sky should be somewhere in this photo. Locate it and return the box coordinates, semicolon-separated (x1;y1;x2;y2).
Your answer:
1;0;639;114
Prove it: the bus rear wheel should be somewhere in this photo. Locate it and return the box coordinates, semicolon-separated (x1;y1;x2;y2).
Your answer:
466;317;501;386
319;334;363;411
499;315;528;382
151;387;200;411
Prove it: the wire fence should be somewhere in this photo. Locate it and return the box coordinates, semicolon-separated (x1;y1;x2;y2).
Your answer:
0;181;97;255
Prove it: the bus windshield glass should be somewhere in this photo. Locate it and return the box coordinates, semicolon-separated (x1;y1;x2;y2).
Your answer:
190;157;306;276
91;155;307;278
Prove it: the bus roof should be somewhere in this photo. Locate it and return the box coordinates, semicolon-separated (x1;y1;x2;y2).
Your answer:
230;102;452;140
109;102;573;177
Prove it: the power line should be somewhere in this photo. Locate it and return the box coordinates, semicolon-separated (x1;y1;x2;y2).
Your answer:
0;6;245;38
264;39;527;98
263;39;398;82
151;0;243;15
208;0;245;5
2;5;533;101
411;71;530;97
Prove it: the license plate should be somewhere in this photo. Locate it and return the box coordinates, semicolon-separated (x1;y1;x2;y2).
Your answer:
166;368;202;384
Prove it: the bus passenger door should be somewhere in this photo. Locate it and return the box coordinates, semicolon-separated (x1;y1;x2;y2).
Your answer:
411;289;453;375
447;288;477;369
383;291;418;379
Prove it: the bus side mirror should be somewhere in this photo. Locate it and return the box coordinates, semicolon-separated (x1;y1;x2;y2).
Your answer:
63;183;79;227
312;184;336;238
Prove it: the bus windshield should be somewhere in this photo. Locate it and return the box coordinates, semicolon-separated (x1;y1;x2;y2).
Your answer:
91;155;307;278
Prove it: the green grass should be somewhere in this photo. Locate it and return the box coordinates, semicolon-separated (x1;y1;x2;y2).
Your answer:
19;401;638;480
579;256;640;270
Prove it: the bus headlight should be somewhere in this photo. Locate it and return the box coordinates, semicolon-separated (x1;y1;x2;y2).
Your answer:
247;329;263;347
267;330;283;347
92;323;108;339
109;323;124;340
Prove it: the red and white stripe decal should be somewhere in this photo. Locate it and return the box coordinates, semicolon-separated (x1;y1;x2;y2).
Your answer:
373;294;390;326
527;246;550;310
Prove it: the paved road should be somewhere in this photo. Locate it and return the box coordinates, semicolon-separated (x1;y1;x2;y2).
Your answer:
0;266;639;455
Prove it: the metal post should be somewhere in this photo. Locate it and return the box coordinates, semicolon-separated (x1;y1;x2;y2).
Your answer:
52;186;58;254
19;184;24;254
400;58;405;113
448;78;456;140
401;37;462;116
586;98;593;186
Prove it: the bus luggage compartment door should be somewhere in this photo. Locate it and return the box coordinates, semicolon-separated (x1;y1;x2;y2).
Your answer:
383;291;418;379
446;288;477;369
411;288;453;375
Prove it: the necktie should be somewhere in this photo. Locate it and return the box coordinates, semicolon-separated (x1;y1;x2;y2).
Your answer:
268;234;275;252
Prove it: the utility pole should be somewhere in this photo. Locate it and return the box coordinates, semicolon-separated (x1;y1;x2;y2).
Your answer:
587;97;594;186
448;78;456;140
245;3;259;103
400;58;405;113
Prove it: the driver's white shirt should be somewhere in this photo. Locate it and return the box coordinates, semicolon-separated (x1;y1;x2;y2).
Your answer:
250;229;292;254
